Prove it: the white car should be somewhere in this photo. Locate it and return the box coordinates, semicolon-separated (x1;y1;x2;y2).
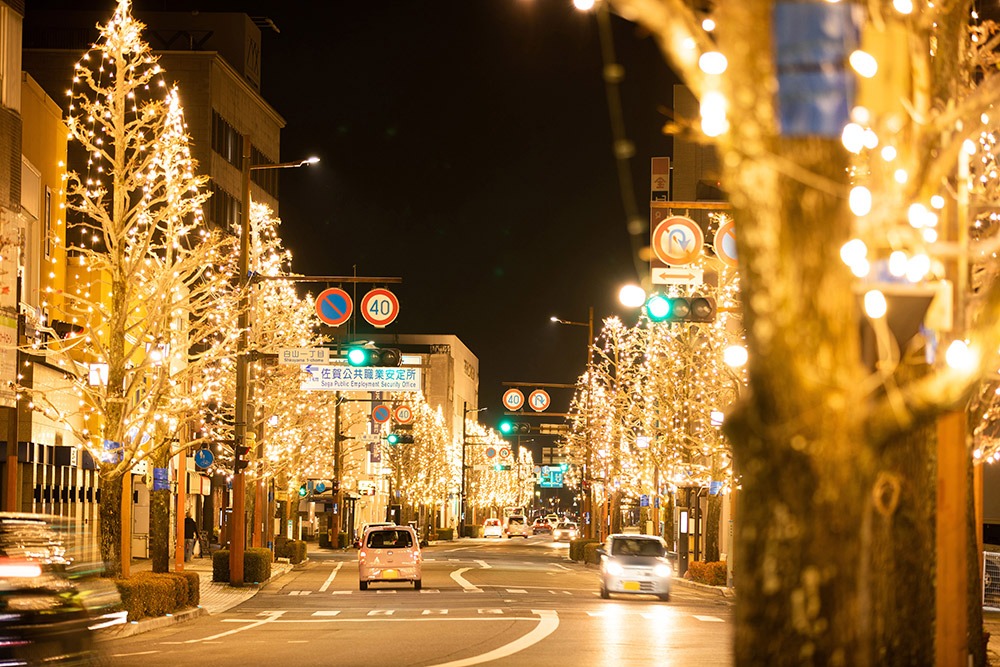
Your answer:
552;521;579;542
483;518;503;538
597;534;672;601
504;515;530;539
358;525;421;591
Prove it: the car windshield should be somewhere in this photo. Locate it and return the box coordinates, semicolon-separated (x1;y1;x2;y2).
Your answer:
611;538;664;557
366;530;414;549
556;523;576;529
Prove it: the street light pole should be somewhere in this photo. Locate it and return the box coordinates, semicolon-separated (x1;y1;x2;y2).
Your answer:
459;403;487;539
231;137;319;586
551;307;595;537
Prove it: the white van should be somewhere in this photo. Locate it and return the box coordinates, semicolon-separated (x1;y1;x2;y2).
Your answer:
505;515;530;539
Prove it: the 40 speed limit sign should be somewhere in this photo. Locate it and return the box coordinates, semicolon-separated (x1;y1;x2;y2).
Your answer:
360;288;399;328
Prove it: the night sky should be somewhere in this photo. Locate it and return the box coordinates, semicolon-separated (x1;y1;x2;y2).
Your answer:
27;1;678;421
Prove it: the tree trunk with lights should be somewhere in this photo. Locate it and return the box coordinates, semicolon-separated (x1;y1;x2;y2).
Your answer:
149;446;170;573
98;467;123;578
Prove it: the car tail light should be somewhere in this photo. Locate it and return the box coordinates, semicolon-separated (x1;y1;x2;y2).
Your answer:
358;551;366;560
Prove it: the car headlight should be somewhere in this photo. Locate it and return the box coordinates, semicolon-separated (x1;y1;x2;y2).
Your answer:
605;561;625;576
654;563;672;578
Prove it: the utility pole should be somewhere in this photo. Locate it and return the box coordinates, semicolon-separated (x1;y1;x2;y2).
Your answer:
331;392;342;544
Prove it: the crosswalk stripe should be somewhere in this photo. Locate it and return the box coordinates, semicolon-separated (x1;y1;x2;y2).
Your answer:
693;615;725;623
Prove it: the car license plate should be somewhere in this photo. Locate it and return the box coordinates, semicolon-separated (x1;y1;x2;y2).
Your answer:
623;581;641;591
383;569;398;579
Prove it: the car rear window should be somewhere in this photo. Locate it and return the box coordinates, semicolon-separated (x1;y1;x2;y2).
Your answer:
611;538;664;557
556;523;575;529
365;530;414;549
508;516;525;525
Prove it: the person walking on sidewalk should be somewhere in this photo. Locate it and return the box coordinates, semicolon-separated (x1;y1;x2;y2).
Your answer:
184;513;198;562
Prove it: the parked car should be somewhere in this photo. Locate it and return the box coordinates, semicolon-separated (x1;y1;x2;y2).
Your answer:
597;534;672;601
483;518;503;538
504;515;530;539
552;521;579;542
531;519;552;535
359;525;422;591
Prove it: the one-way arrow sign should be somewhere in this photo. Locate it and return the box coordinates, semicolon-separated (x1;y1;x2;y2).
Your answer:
651;266;704;286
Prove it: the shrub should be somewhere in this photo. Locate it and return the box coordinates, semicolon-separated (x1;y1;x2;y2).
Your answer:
687;561;727;586
435;527;454;541
213;549;273;583
569;538;599;562
244;548;272;583
114;572;192;621
583;542;602;565
177;570;200;606
275;538;308;564
462;525;482;538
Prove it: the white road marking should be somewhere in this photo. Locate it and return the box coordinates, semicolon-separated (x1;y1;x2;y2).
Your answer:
694;615;725;622
551;563;571;571
425;609;560;667
451;567;482;592
331;590;351;595
287;640;309;643
475;559;491;569
186;611;287;643
311;611;341;617
319;562;343;592
375;589;397;594
111;651;159;657
369;609;395;616
505;589;527;594
288;590;311;596
423;609;448;615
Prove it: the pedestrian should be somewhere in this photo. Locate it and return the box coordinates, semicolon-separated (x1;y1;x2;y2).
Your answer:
184;512;198;561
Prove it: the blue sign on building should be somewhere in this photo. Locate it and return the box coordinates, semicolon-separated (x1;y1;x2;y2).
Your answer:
152;467;169;491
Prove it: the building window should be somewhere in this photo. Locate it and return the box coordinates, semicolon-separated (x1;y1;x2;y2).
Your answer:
209;183;239;232
211;110;242;168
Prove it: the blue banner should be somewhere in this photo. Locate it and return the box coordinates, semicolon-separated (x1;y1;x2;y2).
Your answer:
152;467;169;491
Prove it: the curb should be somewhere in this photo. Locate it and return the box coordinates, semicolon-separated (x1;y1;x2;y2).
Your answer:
673;577;735;599
97;605;207;641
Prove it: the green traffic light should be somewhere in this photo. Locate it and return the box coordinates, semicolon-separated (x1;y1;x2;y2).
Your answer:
499;420;513;435
387;433;400;445
645;294;672;322
298;484;308;498
347;347;371;366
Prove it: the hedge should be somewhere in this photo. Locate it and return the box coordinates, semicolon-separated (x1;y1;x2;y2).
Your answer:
569;538;600;562
212;548;273;583
687;561;727;586
435;527;454;541
583;542;602;565
275;537;308;564
462;525;482;538
114;571;199;621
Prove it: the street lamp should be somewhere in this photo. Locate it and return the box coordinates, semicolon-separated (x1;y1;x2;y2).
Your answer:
231;138;319;586
550;307;596;537
459;402;487;539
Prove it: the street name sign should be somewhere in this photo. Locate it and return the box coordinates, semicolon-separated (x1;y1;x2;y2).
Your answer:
279;348;330;365
301;364;421;392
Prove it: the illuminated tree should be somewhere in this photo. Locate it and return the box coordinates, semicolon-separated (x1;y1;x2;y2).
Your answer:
464;420;532;515
603;0;1000;661
22;0;235;577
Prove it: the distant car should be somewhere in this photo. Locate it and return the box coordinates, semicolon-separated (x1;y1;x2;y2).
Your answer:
531;519;552;535
597;534;672;601
552;521;579;542
358;525;421;591
544;514;560;529
353;522;396;548
483;518;503;538
504;515;530;539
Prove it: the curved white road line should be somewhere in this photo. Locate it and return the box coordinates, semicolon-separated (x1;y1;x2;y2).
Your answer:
426;610;559;667
450;567;481;592
319;562;343;592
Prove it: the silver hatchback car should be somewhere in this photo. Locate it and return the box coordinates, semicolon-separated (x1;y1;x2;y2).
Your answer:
597;534;672;601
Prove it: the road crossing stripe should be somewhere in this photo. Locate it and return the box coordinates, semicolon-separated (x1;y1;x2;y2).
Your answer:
505;589;527;593
311;611;341;617
693;615;725;622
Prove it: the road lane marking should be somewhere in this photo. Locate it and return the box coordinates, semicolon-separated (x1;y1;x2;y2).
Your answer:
319;562;343;592
423;609;449;615
312;611;341;617
505;589;527;594
369;610;395;616
289;590;312;596
694;615;725;622
475;559;491;569
551;563;571;571
111;651;159;657
186;611;286;643
425;610;559;667
451;567;481;592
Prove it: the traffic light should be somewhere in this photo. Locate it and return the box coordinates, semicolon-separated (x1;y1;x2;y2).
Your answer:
386;433;414;446
233;444;251;473
499;420;531;436
346;345;402;367
644;294;717;324
298;484;308;498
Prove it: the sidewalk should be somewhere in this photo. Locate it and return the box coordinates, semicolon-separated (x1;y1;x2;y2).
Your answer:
104;551;297;638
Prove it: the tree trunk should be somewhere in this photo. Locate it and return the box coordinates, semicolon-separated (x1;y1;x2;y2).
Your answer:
705;493;722;562
149;448;170;573
99;467;123;578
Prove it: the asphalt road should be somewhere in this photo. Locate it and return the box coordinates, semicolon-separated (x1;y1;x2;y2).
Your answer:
102;537;733;666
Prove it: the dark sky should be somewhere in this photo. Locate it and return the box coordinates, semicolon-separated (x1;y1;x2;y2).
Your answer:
27;1;678;421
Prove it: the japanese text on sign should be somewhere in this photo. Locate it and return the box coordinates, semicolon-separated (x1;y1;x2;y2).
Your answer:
301;365;421;392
